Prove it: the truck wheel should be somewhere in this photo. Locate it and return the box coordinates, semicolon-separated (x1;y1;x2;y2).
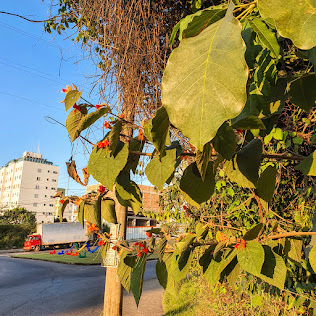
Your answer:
34;245;40;252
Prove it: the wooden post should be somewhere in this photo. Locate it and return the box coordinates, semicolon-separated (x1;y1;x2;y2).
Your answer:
103;202;127;316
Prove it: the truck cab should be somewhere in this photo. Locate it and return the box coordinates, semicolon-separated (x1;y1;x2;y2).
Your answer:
23;234;41;251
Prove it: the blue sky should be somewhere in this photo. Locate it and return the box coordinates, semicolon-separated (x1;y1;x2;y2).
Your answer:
0;1;107;196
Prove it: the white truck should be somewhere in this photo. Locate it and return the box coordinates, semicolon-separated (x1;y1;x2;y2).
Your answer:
23;222;90;251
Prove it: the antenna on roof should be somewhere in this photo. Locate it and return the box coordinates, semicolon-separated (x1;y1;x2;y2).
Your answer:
37;143;40;154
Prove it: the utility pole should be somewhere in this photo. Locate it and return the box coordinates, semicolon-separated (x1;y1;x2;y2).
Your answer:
103;204;127;316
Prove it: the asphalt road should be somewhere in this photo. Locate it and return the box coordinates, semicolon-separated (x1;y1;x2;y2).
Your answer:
0;256;161;316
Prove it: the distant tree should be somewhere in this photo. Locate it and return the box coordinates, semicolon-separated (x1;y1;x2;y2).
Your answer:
0;207;36;226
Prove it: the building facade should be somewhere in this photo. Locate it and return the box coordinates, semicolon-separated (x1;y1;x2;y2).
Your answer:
0;151;59;223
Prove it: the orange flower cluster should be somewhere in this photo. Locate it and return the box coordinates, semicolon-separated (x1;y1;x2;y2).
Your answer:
218;232;228;242
134;242;149;257
73;104;81;114
119;113;125;119
60;199;64;204
138;129;144;141
62;85;72;93
95;104;102;110
98;240;105;246
97;139;110;149
98;185;106;194
87;223;99;232
103;121;109;129
234;239;246;250
145;232;152;238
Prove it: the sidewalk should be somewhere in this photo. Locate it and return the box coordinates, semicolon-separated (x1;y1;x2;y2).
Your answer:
0;248;24;254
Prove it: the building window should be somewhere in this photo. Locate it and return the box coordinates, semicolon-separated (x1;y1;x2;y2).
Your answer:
52;179;56;182
47;178;49;181
34;194;38;198
36;177;40;181
44;195;47;197
37;169;42;173
53;171;58;174
44;204;46;206
33;203;37;207
49;204;53;207
48;170;50;173
46;187;48;189
51;187;56;190
35;185;39;189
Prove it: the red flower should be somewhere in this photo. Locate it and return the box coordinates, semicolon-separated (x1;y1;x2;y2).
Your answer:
119;113;125;119
98;142;104;149
183;205;187;211
240;239;246;250
142;247;148;254
96;104;102;110
236;129;243;134
60;199;64;204
103;139;110;148
134;242;139;246
137;252;142;257
73;104;81;113
234;243;240;249
146;232;152;238
103;121;109;129
138;243;144;249
98;185;106;193
112;246;117;251
98;240;105;246
138;129;144;141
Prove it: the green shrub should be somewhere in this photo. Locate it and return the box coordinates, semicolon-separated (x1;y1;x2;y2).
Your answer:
0;224;35;250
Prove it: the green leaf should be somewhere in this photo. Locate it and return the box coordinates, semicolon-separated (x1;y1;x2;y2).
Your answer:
115;174;142;215
258;0;316;50
237;240;265;276
58;198;69;222
308;47;316;69
170;247;194;282
199;245;216;273
83;202;97;224
289;75;316;112
64;90;82;111
143;119;153;142
259;245;286;290
196;143;212;181
101;198;117;224
212;122;236;160
66;109;84;142
158;236;168;262
296;151;316;176
77;200;85;227
145;148;176;190
180;161;215;207
77;107;109;135
257;166;277;204
94;195;102;228
151;107;170;157
118;250;136;292
285;238;303;264
162;3;248;151
204;249;237;287
169;21;180;46
224;139;262;188
226;260;241;287
108;121;122;154
182;6;227;39
231;116;266;130
130;252;147;307
248;17;280;58
87;142;129;190
309;243;316;273
125;138;144;174
243;223;264;241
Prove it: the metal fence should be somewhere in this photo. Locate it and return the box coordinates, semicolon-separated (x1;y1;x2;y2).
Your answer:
126;226;155;241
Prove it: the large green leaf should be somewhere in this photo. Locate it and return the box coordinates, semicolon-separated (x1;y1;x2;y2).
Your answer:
224;139;262;188
162;3;248;151
212;122;236;160
257;165;277;208
94;195;102;228
308;47;316;69
58;198;69;222
289;75;316;112
64;90;82;111
296;151;316;176
130;252;147;307
260;245;286;290
87;143;129;190
151;107;170;157
66;109;84;142
182;6;227;39
204;249;237;287
237;240;265;276
170;247;194;282
77;107;109;135
158;236;168;262
285;238;303;264
77;200;85;227
258;0;316;50
248;17;280;59
180;161;215;206
243;223;264;241
101;198;117;224
108;121;122;154
83;202;97;224
309;243;316;273
145;148;176;190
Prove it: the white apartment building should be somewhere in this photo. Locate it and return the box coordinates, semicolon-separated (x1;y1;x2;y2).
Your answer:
0;151;59;223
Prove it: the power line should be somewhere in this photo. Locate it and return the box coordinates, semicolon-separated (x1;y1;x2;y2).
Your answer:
0;90;63;111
